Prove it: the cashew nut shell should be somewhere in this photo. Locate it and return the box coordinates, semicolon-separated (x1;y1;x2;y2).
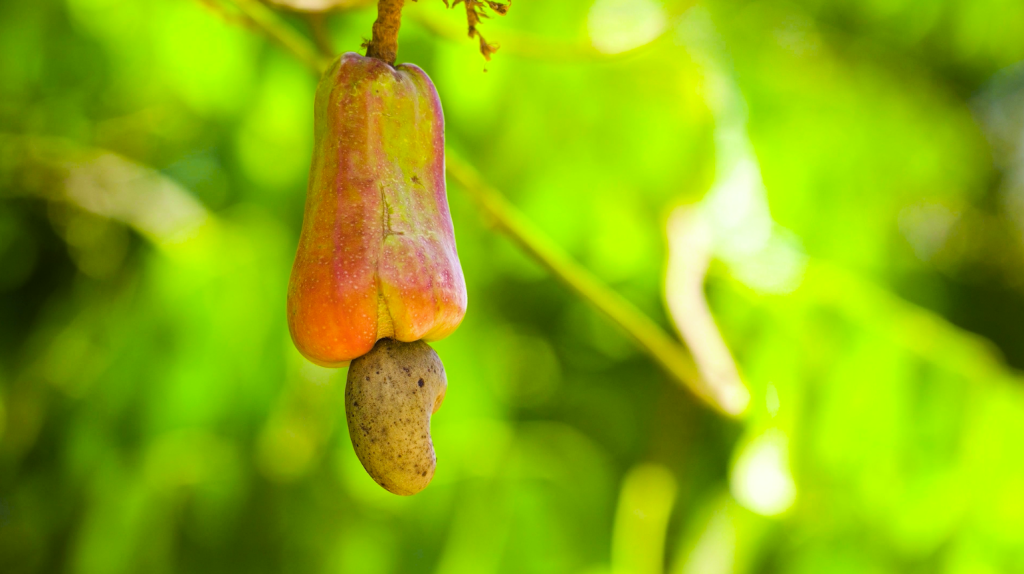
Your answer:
345;338;447;495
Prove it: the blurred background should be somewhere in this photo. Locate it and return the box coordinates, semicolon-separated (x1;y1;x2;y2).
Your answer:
3;0;1024;572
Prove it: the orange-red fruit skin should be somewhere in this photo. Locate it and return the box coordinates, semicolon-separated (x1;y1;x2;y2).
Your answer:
288;53;467;367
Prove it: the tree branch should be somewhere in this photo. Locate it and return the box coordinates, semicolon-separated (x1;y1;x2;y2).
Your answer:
445;153;743;417
231;0;333;72
305;12;336;58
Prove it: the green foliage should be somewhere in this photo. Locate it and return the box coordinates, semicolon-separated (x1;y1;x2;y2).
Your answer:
2;0;1024;572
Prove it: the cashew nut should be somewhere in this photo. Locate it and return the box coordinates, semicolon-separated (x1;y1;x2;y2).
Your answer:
345;338;447;495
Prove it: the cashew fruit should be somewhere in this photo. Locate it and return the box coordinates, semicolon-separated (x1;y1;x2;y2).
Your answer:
288;52;467;367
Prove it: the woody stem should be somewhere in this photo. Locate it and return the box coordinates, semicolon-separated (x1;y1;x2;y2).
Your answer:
365;0;406;65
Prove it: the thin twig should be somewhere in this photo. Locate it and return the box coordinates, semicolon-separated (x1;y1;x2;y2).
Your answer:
445;154;742;417
232;0;333;72
306;12;336;58
665;208;750;415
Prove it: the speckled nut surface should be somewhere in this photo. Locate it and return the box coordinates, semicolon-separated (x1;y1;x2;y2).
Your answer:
345;338;447;495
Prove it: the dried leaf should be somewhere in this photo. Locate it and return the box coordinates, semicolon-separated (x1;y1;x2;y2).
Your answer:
443;0;509;59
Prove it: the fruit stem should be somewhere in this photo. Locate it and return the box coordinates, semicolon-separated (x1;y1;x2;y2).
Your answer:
365;0;406;65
